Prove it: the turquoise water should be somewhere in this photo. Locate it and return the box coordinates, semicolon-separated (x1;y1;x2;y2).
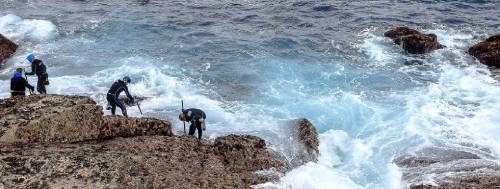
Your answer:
1;1;500;188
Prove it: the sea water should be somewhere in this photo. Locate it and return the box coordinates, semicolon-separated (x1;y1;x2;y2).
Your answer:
1;1;500;188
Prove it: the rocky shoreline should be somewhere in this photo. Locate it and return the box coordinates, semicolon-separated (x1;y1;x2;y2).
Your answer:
0;94;318;188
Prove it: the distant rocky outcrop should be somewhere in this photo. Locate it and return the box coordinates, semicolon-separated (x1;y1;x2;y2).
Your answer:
0;34;18;68
0;94;319;188
468;34;500;67
384;27;445;54
394;147;500;189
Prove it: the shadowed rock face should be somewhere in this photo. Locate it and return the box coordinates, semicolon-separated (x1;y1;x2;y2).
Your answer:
0;34;18;68
384;27;445;54
394;147;500;189
468;34;500;67
0;94;319;188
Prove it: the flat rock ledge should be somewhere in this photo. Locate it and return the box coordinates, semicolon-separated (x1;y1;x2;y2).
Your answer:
0;94;319;188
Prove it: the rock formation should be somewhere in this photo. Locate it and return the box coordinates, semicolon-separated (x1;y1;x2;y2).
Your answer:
0;34;18;68
0;94;319;188
287;118;319;167
394;147;500;189
468;34;500;67
384;27;445;54
0;94;172;144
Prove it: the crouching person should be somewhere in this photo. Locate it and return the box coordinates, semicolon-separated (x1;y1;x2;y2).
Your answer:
179;108;206;139
10;68;34;97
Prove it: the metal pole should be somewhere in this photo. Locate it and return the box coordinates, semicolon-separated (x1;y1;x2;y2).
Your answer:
182;100;186;134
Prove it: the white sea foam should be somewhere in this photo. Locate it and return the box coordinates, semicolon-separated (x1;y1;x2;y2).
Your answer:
0;14;58;42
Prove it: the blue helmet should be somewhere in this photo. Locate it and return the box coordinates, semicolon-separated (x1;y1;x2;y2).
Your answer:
26;54;35;62
13;71;22;78
122;76;131;83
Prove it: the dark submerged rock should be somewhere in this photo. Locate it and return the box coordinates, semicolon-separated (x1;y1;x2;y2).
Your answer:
468;34;500;67
384;27;445;54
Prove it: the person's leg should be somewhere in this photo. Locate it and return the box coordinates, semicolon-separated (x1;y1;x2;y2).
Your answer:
38;75;47;94
115;97;127;117
107;95;116;115
188;123;196;136
195;120;202;139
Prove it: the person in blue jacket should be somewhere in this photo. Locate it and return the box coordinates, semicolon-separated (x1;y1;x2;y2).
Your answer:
10;68;34;97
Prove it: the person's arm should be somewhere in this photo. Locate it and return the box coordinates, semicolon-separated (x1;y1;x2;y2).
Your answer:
24;78;34;91
25;64;36;75
124;86;134;103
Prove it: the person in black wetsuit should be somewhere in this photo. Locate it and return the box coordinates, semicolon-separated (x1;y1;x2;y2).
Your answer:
10;68;34;97
25;54;49;94
179;108;206;139
106;76;134;117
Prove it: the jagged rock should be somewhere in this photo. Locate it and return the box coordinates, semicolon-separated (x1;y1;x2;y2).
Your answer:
468;34;500;67
286;118;319;167
384;27;445;54
214;135;288;185
394;147;500;189
0;94;171;144
0;34;18;68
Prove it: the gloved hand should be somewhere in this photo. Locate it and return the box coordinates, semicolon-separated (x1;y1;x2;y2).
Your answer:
129;98;135;104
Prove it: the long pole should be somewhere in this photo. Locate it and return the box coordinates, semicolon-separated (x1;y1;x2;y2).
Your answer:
182;100;186;134
136;102;143;115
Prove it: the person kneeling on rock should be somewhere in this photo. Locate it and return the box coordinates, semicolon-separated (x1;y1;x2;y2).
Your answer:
106;76;134;117
10;68;34;97
179;108;206;139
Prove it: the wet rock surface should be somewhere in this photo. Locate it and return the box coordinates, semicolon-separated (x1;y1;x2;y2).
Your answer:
0;34;18;68
384;27;445;54
468;34;500;67
394;147;500;189
287;118;319;167
0;94;318;188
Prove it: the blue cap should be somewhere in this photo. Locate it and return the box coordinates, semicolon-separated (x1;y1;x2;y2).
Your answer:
26;54;35;62
13;71;22;78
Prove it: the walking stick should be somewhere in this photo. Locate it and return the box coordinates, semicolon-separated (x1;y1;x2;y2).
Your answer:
136;101;143;115
182;100;186;134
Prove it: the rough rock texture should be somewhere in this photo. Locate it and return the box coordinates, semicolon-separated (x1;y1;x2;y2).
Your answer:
0;94;319;188
287;118;319;167
0;94;171;144
394;147;500;189
0;135;290;189
468;34;500;67
384;27;445;54
0;34;18;68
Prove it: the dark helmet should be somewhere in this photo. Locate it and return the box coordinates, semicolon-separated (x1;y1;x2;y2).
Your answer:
122;76;131;83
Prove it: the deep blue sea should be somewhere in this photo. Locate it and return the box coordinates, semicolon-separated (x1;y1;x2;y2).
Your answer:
1;0;500;188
